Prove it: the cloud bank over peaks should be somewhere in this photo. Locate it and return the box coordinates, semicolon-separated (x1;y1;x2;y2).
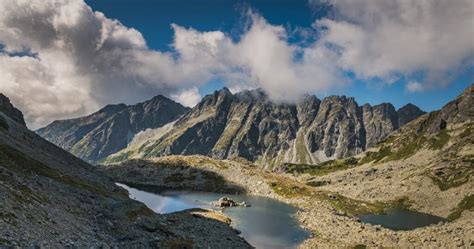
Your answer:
0;0;472;128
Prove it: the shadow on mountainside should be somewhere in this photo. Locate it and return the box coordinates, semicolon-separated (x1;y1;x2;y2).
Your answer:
99;159;247;194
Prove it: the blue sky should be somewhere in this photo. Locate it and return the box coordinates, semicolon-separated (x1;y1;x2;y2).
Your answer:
1;0;472;128
86;0;472;112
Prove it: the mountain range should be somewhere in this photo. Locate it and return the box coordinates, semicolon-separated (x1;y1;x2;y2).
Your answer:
37;96;189;163
38;88;425;166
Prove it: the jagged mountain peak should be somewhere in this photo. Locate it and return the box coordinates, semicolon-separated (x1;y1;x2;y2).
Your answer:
37;94;189;163
98;103;128;115
397;103;426;126
103;88;426;167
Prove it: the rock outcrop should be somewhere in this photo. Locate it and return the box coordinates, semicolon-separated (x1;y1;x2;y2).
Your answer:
0;93;26;126
105;88;424;167
397;103;426;127
37;95;189;163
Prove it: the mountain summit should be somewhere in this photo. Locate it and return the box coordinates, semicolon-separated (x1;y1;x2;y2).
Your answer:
103;88;425;167
37;95;189;163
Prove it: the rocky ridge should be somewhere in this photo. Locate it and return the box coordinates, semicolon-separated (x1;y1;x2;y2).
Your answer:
0;93;25;126
105;88;424;167
37;95;189;164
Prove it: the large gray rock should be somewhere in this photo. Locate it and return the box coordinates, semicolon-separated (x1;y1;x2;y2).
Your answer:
37;95;189;164
0;93;26;126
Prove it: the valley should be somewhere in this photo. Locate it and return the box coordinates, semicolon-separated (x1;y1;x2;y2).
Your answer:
1;84;472;248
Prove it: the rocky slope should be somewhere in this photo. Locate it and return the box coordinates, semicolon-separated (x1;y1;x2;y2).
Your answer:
37;95;189;164
0;97;250;248
105;88;424;167
0;94;25;126
99;84;473;248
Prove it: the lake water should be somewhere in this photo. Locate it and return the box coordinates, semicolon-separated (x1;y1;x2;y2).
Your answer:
117;183;311;249
358;208;446;230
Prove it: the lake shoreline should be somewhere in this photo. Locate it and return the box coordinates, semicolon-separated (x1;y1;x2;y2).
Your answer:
99;155;473;248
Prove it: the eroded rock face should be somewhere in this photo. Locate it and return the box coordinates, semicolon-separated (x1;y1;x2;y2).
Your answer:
37;95;189;163
0;94;26;126
363;103;399;148
418;83;473;134
106;88;425;167
397;103;426;127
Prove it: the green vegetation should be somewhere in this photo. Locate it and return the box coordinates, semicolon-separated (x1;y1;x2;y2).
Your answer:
0;144;117;197
358;128;452;165
358;146;392;164
428;129;450;150
447;195;474;221
353;244;367;249
377;196;414;210
386;135;427;161
428;158;473;191
306;180;331;187
282;157;358;176
268;176;408;216
0;116;9;131
269;180;312;198
459;125;472;138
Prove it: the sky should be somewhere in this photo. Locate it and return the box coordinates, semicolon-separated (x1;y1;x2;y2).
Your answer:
0;0;473;129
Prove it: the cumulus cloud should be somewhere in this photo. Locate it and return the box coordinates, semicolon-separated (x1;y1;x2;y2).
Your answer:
0;0;472;128
0;1;344;128
314;0;474;88
171;87;201;108
405;81;424;93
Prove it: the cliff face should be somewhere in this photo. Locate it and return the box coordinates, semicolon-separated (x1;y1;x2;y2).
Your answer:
36;95;189;164
0;94;26;126
105;88;424;167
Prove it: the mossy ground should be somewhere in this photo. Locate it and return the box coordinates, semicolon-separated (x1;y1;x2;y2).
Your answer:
281;157;358;176
267;174;409;216
358;129;452;165
447;194;474;221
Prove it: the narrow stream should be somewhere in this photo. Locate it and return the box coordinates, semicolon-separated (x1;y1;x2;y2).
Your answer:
117;183;311;249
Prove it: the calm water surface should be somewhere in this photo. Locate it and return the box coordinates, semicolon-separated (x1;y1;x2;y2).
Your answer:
358;208;446;230
117;183;311;249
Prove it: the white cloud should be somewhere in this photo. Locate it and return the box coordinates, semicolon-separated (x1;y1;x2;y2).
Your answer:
0;0;471;128
406;81;424;93
171;87;201;108
314;0;474;89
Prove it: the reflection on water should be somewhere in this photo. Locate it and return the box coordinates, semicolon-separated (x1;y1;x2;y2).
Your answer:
358;208;446;230
117;183;310;249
